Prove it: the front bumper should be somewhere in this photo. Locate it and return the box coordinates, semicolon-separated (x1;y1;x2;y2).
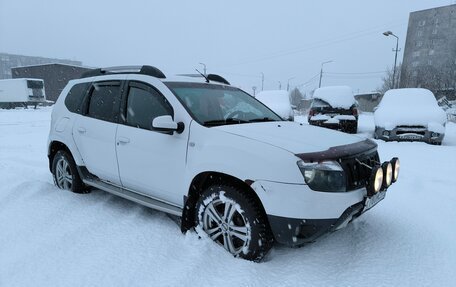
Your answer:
251;179;389;247
268;201;366;246
309;119;357;132
375;126;444;144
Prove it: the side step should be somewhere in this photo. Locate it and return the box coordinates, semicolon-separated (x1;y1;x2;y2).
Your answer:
79;168;182;216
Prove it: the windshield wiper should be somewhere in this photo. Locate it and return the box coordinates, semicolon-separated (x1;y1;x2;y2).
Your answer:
248;117;277;123
204;118;249;126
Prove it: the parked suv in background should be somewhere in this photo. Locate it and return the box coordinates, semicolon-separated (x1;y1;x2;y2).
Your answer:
374;88;446;145
308;86;358;133
48;66;399;261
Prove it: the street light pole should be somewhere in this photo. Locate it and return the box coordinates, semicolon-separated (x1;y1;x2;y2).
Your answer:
383;31;400;89
287;77;295;91
199;62;207;76
278;81;282;90
318;60;333;88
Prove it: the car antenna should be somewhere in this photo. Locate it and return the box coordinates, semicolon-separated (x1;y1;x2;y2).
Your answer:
195;69;209;83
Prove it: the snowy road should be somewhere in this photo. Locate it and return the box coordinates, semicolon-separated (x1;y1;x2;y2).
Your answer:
1;108;455;287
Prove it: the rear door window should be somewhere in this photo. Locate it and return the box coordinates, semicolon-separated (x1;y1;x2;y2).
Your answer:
87;81;121;123
65;82;90;114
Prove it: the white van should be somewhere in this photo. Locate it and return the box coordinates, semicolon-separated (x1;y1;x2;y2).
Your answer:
0;78;46;108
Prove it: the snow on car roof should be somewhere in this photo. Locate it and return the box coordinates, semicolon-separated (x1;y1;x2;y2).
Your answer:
255;90;293;119
312;86;356;109
374;88;447;127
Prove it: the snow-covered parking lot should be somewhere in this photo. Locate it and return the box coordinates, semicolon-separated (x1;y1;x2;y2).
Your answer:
1;107;455;287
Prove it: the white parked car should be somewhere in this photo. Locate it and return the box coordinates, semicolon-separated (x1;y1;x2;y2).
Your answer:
255;90;294;121
48;66;399;261
374;88;447;145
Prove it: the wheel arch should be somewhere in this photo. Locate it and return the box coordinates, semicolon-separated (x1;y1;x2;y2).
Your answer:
180;171;270;233
48;141;73;172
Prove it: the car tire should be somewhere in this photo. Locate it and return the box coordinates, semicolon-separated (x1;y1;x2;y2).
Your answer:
52;150;88;194
195;184;273;261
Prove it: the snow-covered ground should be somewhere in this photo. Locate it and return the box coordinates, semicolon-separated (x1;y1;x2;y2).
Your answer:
1;108;455;287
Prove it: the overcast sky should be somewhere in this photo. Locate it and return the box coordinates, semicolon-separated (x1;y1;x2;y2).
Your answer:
0;0;454;94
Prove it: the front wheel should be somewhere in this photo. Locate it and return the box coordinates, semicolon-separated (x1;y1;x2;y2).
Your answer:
195;184;273;261
52;150;87;193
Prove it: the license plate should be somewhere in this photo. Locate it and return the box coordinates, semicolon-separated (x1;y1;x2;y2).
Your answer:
363;191;386;211
399;134;422;140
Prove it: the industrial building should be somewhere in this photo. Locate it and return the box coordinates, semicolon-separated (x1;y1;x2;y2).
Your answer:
12;63;92;102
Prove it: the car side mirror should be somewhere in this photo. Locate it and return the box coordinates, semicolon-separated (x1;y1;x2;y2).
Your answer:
152;115;185;134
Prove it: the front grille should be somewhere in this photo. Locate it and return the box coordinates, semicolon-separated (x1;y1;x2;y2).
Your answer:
396;125;426;135
340;150;380;191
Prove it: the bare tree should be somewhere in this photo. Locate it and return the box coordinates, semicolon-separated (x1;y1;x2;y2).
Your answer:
377;63;402;94
289;87;304;108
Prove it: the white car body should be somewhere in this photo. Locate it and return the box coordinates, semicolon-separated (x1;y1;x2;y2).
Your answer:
47;67;397;253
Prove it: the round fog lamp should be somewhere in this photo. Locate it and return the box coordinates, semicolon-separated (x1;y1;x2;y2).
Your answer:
390;157;400;182
382;162;393;188
368;166;383;196
431;132;439;138
382;130;390;136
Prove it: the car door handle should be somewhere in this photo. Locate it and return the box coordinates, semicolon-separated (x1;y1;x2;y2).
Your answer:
77;127;86;133
118;137;130;144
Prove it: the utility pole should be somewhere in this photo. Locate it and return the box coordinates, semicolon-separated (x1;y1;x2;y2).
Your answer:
199;62;207;76
319;60;333;88
260;72;264;91
278;81;282;90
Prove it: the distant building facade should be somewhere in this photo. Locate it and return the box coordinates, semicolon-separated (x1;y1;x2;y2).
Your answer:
0;53;82;80
12;64;92;102
400;4;456;96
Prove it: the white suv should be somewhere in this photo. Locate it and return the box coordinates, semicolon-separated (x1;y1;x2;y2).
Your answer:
48;66;399;261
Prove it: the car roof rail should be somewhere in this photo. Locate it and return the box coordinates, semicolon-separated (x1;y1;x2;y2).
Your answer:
177;73;230;85
80;65;166;79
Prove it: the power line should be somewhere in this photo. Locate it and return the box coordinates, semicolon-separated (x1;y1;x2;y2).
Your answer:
224;20;406;67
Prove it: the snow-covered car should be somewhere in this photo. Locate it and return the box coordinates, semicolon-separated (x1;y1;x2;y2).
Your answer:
374;88;447;145
255;90;294;121
308;86;358;133
47;66;399;261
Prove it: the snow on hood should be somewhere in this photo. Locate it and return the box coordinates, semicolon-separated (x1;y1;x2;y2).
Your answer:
215;121;363;154
374;88;447;128
255;90;293;119
313;86;356;109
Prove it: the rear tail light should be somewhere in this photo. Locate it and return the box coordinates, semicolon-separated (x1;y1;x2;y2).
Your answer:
352;108;358;116
309;109;315;117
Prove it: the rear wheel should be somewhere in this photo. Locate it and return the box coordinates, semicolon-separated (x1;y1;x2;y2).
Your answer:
52;150;87;193
195;184;273;261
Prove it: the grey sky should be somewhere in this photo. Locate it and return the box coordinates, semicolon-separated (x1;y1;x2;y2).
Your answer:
0;0;453;94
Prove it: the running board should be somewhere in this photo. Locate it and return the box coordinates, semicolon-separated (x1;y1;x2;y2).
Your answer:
78;168;182;216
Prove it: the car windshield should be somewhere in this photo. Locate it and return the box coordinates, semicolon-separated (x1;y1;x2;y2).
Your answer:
165;82;282;126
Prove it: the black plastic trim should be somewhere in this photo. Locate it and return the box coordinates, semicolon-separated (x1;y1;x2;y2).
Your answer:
267;201;364;246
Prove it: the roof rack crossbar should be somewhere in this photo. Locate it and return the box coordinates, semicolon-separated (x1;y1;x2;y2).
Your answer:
80;65;166;79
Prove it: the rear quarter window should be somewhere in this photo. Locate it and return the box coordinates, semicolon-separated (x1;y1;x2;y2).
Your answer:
65;82;90;114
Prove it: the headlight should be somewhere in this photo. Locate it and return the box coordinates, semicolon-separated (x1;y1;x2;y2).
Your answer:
367;165;383;196
382;162;393;188
390;157;400;182
297;160;346;192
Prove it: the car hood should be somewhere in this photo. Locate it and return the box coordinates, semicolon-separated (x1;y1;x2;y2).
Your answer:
214;121;364;154
374;106;447;129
